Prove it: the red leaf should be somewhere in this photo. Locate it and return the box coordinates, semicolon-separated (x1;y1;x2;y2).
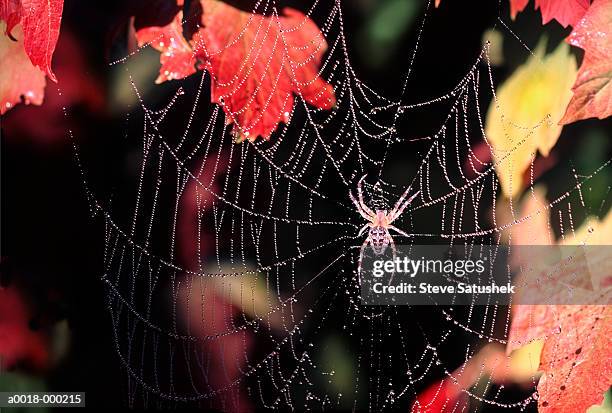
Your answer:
510;0;530;19
510;305;611;412
1;0;64;113
18;0;63;82
538;306;611;412
0;22;45;114
412;378;469;413
0;0;21;36
509;0;590;27
136;0;336;141
135;10;196;83
535;0;590;27
561;0;612;124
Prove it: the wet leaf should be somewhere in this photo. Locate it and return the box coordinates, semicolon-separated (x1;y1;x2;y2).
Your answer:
0;0;64;114
1;0;64;81
136;0;336;142
507;194;612;412
536;305;611;412
135;9;195;83
561;0;612;124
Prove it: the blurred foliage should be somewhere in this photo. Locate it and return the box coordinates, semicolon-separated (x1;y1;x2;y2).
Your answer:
573;128;612;216
109;46;160;112
357;0;421;69
0;372;49;413
317;335;356;409
482;28;505;66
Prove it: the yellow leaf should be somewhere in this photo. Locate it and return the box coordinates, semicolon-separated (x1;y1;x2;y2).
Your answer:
485;40;577;198
177;265;287;338
506;340;544;382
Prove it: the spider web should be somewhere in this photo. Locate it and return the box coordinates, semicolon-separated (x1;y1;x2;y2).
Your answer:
69;0;611;410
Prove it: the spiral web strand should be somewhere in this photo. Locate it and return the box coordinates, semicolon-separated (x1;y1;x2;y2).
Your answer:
71;0;611;410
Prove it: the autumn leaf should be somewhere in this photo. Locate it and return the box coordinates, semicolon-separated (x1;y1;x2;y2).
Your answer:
485;39;577;198
510;303;612;412
510;0;590;28
0;0;64;113
537;305;611;412
588;390;612;413
0;0;21;34
1;0;64;81
136;0;336;142
507;192;612;412
0;22;44;114
536;0;590;27
560;0;612;124
510;0;530;19
134;9;195;83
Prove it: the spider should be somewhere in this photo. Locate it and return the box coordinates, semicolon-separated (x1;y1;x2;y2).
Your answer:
349;175;419;277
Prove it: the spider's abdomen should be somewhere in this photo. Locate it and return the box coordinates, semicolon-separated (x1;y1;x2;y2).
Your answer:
369;226;390;255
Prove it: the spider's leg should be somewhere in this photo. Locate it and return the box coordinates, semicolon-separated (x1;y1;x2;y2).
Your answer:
357;174;375;216
358;223;370;237
389;190;420;223
388;225;410;238
350;192;373;221
357;237;370;287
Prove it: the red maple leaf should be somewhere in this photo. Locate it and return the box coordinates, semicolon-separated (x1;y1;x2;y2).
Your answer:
510;0;531;19
509;0;590;27
505;190;612;411
136;0;336;141
560;0;612;124
0;0;63;113
509;304;611;412
1;0;63;81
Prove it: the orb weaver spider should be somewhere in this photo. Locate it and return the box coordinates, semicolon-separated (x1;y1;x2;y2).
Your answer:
349;175;419;279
